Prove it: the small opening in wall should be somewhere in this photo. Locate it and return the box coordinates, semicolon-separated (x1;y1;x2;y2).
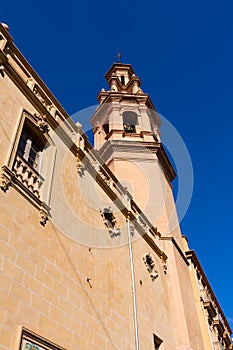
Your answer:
100;208;116;228
103;123;109;135
123;111;138;134
103;211;116;228
123;123;136;133
153;333;163;350
120;75;125;85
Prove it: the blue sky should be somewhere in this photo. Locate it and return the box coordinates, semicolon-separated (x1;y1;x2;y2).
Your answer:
2;0;233;329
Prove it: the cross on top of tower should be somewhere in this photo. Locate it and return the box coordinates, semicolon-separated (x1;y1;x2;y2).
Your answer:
117;49;124;63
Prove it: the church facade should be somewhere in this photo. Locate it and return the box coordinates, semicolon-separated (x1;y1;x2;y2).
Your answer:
0;22;232;350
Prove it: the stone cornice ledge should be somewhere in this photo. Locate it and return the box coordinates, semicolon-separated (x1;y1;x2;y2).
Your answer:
160;236;189;266
186;249;232;335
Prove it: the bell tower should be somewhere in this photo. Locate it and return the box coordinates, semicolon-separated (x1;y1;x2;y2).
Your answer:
91;63;162;150
90;63;181;241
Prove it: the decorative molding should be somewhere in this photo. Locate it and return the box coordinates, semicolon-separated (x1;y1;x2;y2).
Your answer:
33;84;52;109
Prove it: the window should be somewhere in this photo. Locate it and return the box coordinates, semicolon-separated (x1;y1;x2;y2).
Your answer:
17;126;44;172
17;327;66;350
153;334;163;350
123;111;138;133
0;110;56;226
103;123;109;135
13;122;46;200
120;75;125;85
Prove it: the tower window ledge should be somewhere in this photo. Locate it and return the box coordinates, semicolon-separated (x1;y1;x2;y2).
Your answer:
140;130;153;136
123;131;141;138
104;129;124;140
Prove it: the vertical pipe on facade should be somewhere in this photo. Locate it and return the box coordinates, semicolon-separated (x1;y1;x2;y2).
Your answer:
127;210;139;350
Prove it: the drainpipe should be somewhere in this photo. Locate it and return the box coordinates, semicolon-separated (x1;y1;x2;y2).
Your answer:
127;211;140;350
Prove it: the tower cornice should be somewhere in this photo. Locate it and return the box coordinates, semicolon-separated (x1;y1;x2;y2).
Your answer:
97;140;176;183
105;63;135;81
96;91;157;110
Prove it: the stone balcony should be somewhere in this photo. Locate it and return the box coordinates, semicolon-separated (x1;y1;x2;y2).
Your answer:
13;154;44;199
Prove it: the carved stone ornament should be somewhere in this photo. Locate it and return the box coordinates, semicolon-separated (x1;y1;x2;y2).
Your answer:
0;173;11;192
0;165;13;192
163;263;168;275
109;227;121;238
94;161;109;182
26;77;34;89
76;158;85;176
143;253;159;281
100;207;116;228
33;85;53;111
39;209;48;226
39;203;50;226
100;207;121;238
76;122;82;132
4;44;13;57
34;113;50;133
150;271;159;281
